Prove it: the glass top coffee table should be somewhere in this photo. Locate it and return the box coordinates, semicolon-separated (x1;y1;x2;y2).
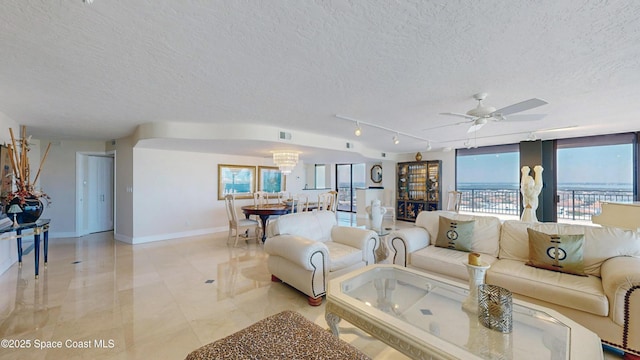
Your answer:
325;265;602;360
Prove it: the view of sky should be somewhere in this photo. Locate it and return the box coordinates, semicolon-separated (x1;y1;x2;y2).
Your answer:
557;144;632;186
337;163;366;187
457;144;633;188
457;152;519;184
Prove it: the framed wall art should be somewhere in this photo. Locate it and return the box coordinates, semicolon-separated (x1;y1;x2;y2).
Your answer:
258;166;285;193
218;164;256;200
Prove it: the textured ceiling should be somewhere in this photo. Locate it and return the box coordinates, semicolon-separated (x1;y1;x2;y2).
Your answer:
1;1;640;160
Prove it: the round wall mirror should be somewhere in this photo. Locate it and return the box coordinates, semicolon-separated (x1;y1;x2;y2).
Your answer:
371;165;382;183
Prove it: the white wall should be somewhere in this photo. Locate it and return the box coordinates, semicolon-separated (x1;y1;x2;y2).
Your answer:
127;148;303;244
110;136;134;242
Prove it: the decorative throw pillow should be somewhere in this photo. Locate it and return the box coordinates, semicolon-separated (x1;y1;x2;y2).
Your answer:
435;216;475;252
526;228;587;276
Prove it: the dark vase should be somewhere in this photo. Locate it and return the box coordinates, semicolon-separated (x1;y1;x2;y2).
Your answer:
6;198;44;224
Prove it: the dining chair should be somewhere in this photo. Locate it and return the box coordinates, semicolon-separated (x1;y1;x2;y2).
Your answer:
250;192;266;232
328;190;338;212
254;191;268;205
277;191;289;204
292;194;309;213
446;190;463;213
225;194;260;247
318;191;338;213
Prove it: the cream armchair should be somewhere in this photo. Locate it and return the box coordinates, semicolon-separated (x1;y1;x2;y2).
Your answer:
264;210;379;306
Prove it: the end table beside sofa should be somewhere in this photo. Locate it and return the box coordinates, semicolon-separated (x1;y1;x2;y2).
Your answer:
389;210;640;358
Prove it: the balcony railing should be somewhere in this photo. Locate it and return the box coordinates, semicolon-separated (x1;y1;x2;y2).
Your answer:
458;188;634;220
459;189;521;216
556;189;634;221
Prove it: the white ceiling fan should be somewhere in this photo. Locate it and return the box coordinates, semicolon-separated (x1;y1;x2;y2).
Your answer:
438;93;548;133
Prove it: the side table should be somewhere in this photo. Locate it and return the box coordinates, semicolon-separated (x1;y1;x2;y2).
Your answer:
0;219;51;279
461;261;491;313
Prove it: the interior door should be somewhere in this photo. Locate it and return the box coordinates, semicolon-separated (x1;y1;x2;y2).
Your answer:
87;155;114;233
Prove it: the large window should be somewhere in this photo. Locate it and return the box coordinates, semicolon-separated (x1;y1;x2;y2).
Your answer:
453;133;637;221
315;164;326;189
556;134;634;223
336;163;365;212
456;144;520;215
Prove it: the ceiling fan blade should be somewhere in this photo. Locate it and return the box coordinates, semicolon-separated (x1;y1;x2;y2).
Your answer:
499;114;546;122
535;125;579;133
439;112;476;120
467;122;486;133
422;121;469;131
492;98;548;116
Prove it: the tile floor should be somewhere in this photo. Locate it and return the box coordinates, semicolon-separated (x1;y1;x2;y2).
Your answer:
0;213;621;359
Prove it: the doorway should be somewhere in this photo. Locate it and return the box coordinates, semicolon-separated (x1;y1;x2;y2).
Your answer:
76;153;114;236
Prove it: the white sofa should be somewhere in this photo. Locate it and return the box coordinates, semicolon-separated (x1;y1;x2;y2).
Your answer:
389;210;640;357
264;210;379;306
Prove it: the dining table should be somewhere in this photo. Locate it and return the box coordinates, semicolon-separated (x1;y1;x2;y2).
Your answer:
240;204;290;242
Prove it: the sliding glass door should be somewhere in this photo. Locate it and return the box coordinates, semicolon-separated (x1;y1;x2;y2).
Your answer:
336;163;365;212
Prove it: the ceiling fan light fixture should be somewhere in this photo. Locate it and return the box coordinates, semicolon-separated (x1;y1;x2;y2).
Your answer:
466;105;496;118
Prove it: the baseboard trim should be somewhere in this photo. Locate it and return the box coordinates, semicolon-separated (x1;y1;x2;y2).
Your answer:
126;227;226;244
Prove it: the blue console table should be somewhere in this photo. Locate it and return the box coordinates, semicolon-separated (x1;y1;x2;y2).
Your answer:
0;219;50;279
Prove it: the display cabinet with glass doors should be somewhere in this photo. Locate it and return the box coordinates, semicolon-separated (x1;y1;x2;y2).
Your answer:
396;160;441;222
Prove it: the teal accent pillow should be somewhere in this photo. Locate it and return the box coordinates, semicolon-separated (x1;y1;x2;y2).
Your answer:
435;216;475;252
526;228;587;277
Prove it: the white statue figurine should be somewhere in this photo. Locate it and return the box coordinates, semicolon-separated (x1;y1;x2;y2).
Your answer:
366;199;387;232
520;165;544;222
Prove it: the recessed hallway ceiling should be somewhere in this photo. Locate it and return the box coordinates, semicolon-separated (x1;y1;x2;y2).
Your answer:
1;1;640;160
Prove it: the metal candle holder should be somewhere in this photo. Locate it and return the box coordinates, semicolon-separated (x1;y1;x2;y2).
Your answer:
478;284;513;333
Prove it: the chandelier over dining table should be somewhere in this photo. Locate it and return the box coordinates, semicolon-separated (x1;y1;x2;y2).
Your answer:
272;151;299;174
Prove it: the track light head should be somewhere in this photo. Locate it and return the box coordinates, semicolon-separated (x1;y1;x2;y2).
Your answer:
354;122;362;136
426;141;432;151
393;134;399;145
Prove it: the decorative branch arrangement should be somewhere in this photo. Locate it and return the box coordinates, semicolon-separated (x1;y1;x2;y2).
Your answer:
2;126;51;206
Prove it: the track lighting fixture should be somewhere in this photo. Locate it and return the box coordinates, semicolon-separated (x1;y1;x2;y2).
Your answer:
354;122;362;136
335;114;434;147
